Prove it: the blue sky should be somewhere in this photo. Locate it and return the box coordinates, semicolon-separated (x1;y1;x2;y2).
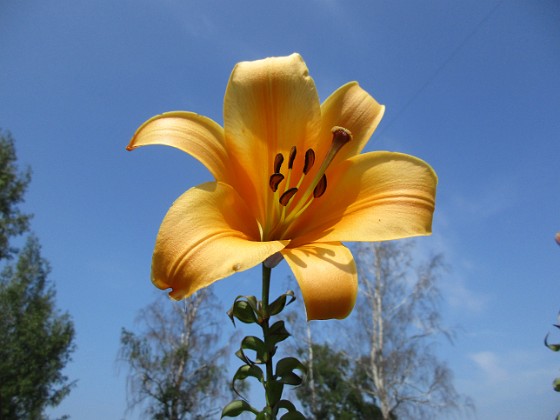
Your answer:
2;1;560;418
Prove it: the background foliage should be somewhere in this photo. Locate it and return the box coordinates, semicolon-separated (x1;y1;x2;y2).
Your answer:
0;131;75;419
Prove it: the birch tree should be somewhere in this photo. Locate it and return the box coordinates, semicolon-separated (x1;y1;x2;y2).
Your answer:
286;293;383;419
119;289;229;419
353;241;470;419
295;340;383;419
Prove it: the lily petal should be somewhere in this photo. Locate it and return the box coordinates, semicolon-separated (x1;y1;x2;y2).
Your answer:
283;242;358;320
319;82;385;162
290;152;437;244
223;53;322;223
152;182;288;299
127;111;229;181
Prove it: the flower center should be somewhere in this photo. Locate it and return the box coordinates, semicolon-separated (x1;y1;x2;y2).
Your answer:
262;126;352;241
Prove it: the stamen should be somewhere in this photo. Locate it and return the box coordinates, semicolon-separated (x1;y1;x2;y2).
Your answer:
266;127;353;240
313;174;327;198
303;149;315;175
279;188;298;206
269;173;284;192
280;126;353;230
288;146;297;169
274;153;284;173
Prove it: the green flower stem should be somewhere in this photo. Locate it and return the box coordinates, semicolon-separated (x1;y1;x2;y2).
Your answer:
261;263;275;418
261;263;271;313
223;265;305;418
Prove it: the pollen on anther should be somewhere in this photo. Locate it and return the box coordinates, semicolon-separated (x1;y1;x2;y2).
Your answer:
279;187;298;206
269;173;284;192
313;174;327;198
331;126;353;146
303;149;315;174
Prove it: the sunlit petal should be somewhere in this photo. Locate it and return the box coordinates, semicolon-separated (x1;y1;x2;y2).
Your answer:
152;182;288;299
127;111;228;181
289;152;437;244
223;53;322;222
282;242;357;320
318;82;385;162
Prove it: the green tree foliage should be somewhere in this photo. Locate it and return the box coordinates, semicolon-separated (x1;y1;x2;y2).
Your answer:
0;237;76;419
288;241;471;420
0;129;76;419
0;130;31;261
119;289;229;419
295;342;384;420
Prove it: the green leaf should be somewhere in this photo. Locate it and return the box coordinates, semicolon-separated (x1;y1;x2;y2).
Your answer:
233;364;264;383
236;336;267;365
235;348;252;365
257;406;274;419
276;399;297;412
545;333;560;351
276;357;306;377
280;411;306;420
241;336;267;363
276;398;306;418
279;372;302;386
221;400;257;417
268;291;296;316
268;320;290;346
267;380;284;407
228;298;259;325
245;295;259;312
554;377;560;392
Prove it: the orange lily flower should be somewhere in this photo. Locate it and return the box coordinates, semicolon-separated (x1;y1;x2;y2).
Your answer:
128;53;437;320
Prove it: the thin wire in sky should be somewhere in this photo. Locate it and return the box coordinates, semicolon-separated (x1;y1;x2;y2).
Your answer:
378;0;503;137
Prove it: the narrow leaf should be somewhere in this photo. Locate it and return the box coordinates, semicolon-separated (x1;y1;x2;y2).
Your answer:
267;380;284;407
221;400;257;418
232;300;258;324
242;335;266;363
276;357;306;377
280;411;307;420
268;320;290;346
279;372;302;386
276;400;297;412
233;364;264;383
545;333;560;351
554;377;560;392
269;291;296;316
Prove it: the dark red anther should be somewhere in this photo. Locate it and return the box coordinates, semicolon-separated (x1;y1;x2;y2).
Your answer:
274;153;284;173
288;146;297;169
303;149;315;175
279;187;298;206
313;174;327;198
269;173;285;192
